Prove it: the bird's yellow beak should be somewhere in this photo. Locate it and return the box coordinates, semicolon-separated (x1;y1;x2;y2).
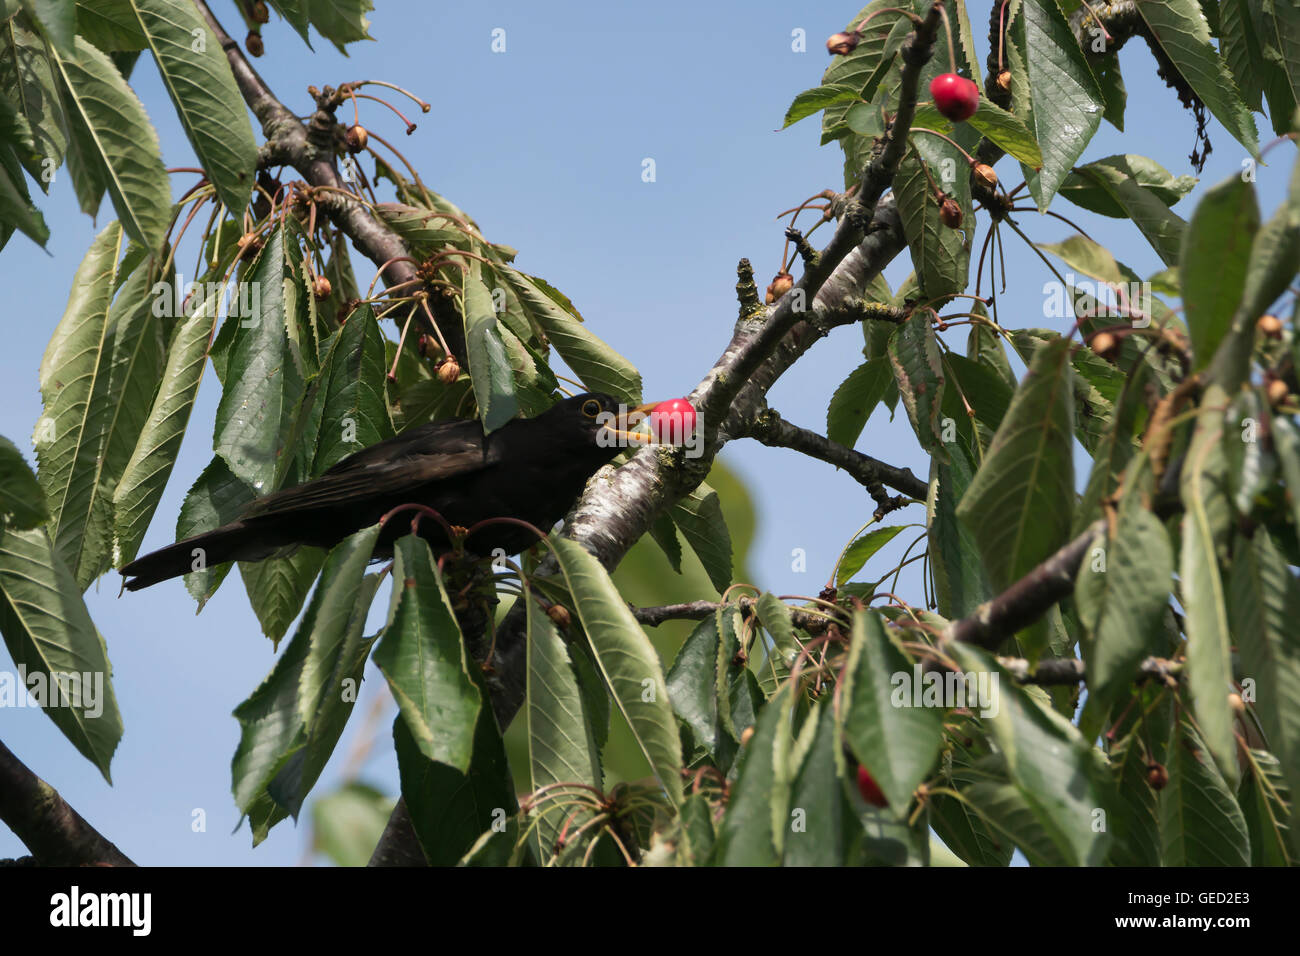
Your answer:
599;401;662;445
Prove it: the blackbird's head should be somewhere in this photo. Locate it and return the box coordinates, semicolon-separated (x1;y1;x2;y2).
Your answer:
544;392;658;453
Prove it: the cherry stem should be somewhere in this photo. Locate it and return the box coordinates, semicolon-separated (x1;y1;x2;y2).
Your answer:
911;126;977;165
387;300;419;379
353;79;432;113
418;295;454;358
1077;0;1113;41
352;91;418;133
936;2;957;74
853;6;923;33
366;255;420;298
377;502;455;543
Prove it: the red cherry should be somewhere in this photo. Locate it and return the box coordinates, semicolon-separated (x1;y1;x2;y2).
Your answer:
647;398;697;445
856;765;888;808
930;73;979;122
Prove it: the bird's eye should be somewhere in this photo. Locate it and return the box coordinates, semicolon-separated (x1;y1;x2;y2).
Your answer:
582;399;602;418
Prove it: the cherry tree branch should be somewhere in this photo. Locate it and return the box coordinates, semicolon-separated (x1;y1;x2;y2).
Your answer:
999;654;1181;687
193;0;447;346
0;739;133;866
746;409;928;514
632;598;836;634
940;519;1104;651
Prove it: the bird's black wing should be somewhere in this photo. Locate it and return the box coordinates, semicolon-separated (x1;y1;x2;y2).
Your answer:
239;418;490;519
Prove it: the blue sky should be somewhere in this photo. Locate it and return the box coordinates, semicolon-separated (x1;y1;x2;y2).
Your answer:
0;1;1293;865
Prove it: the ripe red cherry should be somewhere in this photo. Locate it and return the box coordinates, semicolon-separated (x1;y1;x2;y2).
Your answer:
856;765;888;808
930;73;979;121
647;398;697;444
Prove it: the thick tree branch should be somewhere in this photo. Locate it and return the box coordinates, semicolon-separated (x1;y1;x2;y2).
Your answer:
0;739;133;866
747;408;927;515
998;654;1181;688
632;598;835;634
941;519;1104;651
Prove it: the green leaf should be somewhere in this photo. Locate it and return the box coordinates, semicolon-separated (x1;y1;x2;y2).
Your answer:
1137;0;1261;160
176;456;254;607
894;146;968;305
783;704;859;865
462;262;518;432
1238;748;1292;866
1179;386;1238;787
782;84;859;129
550;536;682;805
1073;365;1148;536
229;532;374;790
1016;0;1104;209
309;782;395;867
260;571;380;836
1261;0;1300;133
835;525;905;587
818;1;915;142
1074;504;1173;737
930;742;1014;866
948;644;1109;865
1065;156;1188;267
1095;51;1127;131
1180;175;1259;371
1160;719;1250;865
1105;733;1162;866
1237;157;1300;325
1059;154;1197;218
305;0;373;53
956;338;1074;593
372;534;481;772
668;482;731;595
0;138;48;244
0;524;122;780
715;683;793;865
839;611;944;814
1037;235;1123;286
50;35;169;249
1229;530;1300;847
75;0;146;51
0;15;68;184
24;0;75;53
237;547;325;647
966;97;1042;168
112;283;217;565
213;223;304;491
0;435;47;529
826;357;891;449
1273;416;1300;535
231;526;381;836
525;597;601;859
37;224;166;588
395;685;518;866
310;304;394;474
127;0;256;216
666;616;727;764
927;442;991;619
500;268;642;406
887;312;947;460
373;202;466;250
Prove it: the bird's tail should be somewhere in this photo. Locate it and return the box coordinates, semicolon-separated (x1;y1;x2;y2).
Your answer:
120;521;283;591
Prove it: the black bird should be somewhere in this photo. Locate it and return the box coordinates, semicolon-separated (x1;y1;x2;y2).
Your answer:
121;393;655;590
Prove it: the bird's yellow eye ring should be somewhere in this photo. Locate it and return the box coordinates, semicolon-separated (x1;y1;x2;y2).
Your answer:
582;399;602;418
